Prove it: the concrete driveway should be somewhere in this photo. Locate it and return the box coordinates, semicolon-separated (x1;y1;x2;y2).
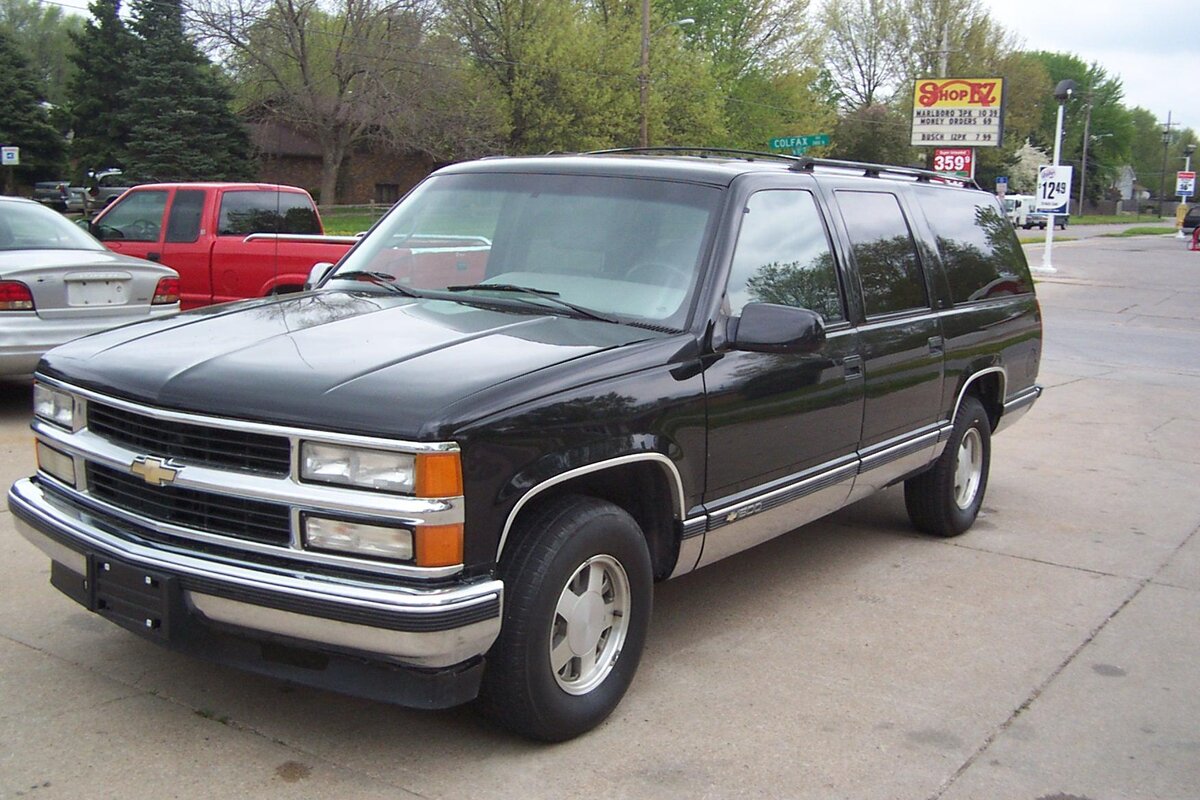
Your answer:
2;235;1198;800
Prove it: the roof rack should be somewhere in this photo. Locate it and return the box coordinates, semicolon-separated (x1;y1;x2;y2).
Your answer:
587;146;798;164
584;147;982;190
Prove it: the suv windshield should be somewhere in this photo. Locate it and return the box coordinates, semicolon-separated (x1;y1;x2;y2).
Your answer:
329;172;721;328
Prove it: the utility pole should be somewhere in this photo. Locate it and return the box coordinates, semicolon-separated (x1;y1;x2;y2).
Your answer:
1158;111;1178;218
1077;92;1092;216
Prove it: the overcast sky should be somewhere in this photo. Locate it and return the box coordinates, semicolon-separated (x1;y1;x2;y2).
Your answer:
980;0;1197;134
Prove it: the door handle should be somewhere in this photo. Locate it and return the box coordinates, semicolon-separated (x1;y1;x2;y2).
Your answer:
146;252;161;262
928;336;945;355
843;355;863;381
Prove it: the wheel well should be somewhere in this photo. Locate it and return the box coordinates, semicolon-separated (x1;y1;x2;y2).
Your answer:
963;371;1003;431
505;462;679;581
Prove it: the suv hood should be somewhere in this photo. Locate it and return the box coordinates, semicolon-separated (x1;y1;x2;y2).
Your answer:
38;291;661;438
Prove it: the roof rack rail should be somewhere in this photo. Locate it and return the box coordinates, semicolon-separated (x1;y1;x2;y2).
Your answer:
586;146;799;164
787;156;979;188
584;147;982;190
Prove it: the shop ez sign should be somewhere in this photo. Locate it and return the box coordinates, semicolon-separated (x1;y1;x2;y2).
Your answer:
1036;165;1073;214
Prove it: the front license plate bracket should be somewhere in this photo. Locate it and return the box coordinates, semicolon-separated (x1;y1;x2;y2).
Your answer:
89;555;180;642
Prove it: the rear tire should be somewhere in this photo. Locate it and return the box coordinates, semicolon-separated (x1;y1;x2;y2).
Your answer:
478;494;652;741
905;396;991;537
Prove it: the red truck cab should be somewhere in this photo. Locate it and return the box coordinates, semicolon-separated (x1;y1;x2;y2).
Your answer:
91;183;355;309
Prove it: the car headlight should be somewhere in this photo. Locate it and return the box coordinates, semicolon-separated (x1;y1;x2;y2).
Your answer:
299;442;462;497
33;383;77;429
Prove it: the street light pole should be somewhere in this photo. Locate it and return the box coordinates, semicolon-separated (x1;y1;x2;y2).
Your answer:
638;9;693;148
639;0;650;148
1038;79;1075;274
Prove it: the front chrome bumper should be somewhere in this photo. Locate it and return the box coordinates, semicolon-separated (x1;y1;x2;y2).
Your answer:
8;477;502;670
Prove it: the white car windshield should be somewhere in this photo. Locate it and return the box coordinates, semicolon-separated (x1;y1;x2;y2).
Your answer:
328;172;721;329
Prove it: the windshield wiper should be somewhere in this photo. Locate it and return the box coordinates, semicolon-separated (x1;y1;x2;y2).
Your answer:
329;271;421;297
446;283;619;324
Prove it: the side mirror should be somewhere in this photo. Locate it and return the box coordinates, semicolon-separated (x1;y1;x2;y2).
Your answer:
74;218;93;234
729;303;826;354
305;262;337;290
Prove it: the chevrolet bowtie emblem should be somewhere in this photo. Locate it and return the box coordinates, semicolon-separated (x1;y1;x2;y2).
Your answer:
130;456;179;486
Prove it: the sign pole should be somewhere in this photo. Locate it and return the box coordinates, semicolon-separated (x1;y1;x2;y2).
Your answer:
1038;99;1067;274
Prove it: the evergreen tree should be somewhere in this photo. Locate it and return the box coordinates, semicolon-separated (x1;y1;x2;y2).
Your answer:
0;27;65;188
122;0;253;181
66;0;134;177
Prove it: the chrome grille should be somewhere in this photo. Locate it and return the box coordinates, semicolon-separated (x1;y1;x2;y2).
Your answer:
88;402;291;476
86;462;292;546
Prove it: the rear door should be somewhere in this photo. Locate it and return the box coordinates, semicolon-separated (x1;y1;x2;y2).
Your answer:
159;188;213;309
829;187;946;498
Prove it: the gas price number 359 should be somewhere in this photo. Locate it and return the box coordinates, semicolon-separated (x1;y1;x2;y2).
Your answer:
933;153;970;172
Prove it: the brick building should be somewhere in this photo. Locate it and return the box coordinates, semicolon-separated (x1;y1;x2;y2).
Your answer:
249;121;439;206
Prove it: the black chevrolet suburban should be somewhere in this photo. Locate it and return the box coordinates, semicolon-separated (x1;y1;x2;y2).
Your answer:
9;150;1042;741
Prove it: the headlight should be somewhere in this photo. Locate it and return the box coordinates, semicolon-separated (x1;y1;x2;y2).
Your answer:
300;442;462;497
33;384;76;429
301;442;415;493
304;515;414;561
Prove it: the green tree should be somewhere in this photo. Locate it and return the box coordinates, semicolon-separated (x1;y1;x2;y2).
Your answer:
67;0;135;177
122;0;253;181
1026;52;1134;204
0;0;84;108
829;104;912;164
194;0;505;203
819;0;906;110
446;0;723;152
0;27;66;188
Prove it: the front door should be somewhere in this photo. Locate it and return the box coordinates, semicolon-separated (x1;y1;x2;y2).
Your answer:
699;188;864;568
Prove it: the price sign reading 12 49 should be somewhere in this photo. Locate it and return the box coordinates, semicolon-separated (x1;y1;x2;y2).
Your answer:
1036;165;1073;213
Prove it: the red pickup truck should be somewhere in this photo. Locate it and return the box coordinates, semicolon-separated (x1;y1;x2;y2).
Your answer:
90;183;357;309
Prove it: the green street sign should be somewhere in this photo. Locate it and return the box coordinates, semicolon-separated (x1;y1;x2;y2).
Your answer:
769;134;830;150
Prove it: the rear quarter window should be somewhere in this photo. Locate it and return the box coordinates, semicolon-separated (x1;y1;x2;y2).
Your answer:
218;190;321;235
915;187;1033;304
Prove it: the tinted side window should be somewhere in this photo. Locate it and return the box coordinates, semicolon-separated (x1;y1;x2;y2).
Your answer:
218;191;321;235
915;187;1032;303
836;191;928;317
726;190;844;323
165;189;205;243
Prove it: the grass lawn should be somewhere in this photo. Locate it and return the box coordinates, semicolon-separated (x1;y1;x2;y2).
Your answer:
1099;226;1177;237
321;207;387;235
1070;214;1171;225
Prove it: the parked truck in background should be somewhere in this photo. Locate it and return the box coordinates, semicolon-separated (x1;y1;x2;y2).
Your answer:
1003;193;1068;230
89;183;357;308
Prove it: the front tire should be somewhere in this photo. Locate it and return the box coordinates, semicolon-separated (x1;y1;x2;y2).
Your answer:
478;495;652;741
904;396;991;537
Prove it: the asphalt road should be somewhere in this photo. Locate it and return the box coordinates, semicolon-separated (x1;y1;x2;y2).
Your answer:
2;235;1199;799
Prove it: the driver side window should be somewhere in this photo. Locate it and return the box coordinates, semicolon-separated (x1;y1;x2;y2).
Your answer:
96;190;168;242
725;189;845;323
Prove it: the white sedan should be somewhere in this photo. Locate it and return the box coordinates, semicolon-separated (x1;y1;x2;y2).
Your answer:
1;196;180;376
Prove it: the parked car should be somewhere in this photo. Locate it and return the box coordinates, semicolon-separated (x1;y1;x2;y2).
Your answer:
89;183;356;308
1182;204;1200;236
85;169;135;211
0;196;180;376
9;151;1042;741
32;182;86;214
